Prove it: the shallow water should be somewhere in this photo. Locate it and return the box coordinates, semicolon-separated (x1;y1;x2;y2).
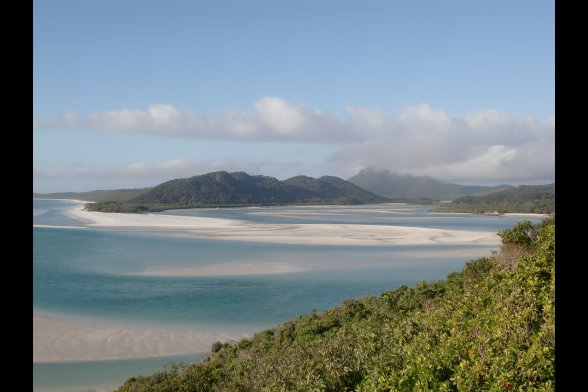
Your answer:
33;353;204;392
33;199;542;391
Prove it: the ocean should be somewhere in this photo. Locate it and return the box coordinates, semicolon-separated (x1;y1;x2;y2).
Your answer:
33;199;542;392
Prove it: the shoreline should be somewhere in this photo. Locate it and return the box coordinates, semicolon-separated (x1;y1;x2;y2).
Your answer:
66;205;501;247
430;210;550;218
33;224;88;230
502;212;551;217
33;198;92;203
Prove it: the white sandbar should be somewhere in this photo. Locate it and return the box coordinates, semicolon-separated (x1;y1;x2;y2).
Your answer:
67;206;500;247
33;312;256;363
140;262;303;277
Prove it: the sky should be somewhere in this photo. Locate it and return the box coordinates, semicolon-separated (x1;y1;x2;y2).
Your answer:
33;0;554;193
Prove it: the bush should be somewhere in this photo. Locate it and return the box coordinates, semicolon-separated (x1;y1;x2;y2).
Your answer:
116;219;555;392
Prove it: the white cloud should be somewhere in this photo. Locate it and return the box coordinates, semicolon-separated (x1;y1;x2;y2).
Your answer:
331;104;554;183
33;99;555;184
34;111;79;129
36;98;349;142
254;97;343;140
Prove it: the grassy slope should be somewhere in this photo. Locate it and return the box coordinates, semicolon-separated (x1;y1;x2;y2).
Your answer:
117;219;555;391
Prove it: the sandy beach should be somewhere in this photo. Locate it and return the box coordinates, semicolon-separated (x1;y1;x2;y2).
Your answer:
33;312;256;363
503;213;551;218
66;206;501;247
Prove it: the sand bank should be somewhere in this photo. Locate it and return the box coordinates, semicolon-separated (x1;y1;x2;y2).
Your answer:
33;224;88;230
67;206;500;247
140;262;303;277
503;213;551;218
33;312;257;363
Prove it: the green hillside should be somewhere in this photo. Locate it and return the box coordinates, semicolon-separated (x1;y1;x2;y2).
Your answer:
86;171;388;212
117;218;555;391
434;183;555;214
283;175;386;204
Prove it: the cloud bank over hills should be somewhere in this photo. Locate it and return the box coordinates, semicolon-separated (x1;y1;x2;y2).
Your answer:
34;98;554;189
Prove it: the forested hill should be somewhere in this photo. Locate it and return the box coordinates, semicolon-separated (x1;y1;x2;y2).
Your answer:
117;218;555;391
348;168;512;200
86;171;388;212
434;183;555;214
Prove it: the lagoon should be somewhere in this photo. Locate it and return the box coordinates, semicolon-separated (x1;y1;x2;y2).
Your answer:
33;199;542;391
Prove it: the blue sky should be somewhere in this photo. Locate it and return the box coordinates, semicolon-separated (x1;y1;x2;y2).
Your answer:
34;0;554;193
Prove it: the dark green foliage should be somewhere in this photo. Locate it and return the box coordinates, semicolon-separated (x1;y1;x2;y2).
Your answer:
498;220;537;248
85;201;149;213
435;183;555;214
348;168;513;200
116;219;555;391
211;341;223;353
285;175;387;204
86;171;388;212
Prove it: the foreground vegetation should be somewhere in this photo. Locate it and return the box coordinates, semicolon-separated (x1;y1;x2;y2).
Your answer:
117;218;555;391
433;183;555;214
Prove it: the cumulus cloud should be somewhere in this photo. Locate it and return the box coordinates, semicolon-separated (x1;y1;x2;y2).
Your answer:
34;111;79;129
332;104;554;183
33;99;555;183
35;98;350;142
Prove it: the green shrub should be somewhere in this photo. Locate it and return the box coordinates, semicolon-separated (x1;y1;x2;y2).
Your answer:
116;218;555;392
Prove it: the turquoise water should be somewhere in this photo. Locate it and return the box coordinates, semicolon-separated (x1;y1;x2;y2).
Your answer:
33;199;542;391
160;204;526;232
34;226;477;326
33;353;204;392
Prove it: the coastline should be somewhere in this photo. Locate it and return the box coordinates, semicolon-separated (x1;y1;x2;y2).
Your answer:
502;212;551;218
33;198;92;203
33;224;88;230
67;205;501;247
430;210;550;218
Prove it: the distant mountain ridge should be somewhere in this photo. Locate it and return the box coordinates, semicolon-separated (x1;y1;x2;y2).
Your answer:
348;168;512;200
85;171;388;212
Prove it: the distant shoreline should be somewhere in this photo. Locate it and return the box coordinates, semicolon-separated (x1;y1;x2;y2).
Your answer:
430;209;550;218
33;197;92;203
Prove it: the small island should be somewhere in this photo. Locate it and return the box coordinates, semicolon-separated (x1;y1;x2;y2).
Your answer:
83;171;390;213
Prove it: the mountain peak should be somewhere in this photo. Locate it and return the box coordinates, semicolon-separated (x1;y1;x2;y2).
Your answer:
348;169;512;200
